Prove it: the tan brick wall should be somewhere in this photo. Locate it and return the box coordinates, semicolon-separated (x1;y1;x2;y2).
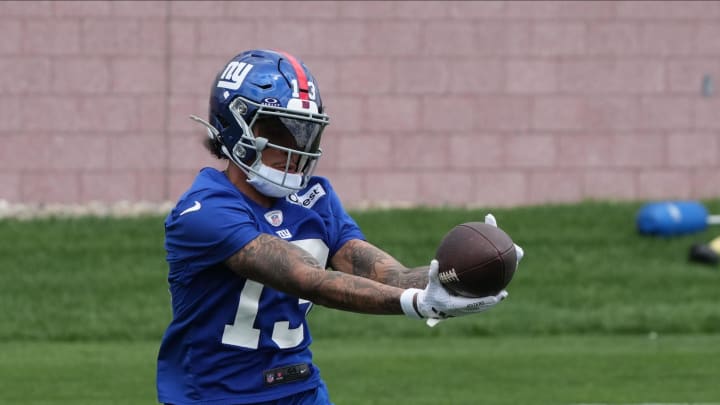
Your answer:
1;1;719;208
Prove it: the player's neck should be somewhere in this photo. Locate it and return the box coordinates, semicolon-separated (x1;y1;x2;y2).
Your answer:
224;164;275;208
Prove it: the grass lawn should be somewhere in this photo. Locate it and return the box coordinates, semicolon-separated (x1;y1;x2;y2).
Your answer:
1;335;718;405
1;200;719;404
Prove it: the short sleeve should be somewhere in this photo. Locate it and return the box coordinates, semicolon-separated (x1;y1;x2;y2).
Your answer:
165;193;261;282
316;179;365;256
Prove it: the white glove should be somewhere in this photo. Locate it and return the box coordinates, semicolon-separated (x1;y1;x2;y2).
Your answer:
485;213;524;264
400;259;508;327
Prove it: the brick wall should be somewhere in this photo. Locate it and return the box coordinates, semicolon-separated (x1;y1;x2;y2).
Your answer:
1;1;719;208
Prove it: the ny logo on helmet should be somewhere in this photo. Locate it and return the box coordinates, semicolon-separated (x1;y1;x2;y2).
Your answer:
217;61;253;90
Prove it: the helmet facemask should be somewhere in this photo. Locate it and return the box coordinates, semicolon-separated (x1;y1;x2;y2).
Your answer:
226;96;328;197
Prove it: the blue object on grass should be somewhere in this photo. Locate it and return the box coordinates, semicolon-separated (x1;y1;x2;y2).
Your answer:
636;201;710;236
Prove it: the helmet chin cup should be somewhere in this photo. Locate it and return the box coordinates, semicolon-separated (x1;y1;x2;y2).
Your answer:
246;163;302;198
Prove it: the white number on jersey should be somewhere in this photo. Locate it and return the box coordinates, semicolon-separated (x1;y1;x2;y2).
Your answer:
221;239;330;349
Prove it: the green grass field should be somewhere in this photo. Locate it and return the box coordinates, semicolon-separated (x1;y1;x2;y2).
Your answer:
1;200;719;404
1;335;718;405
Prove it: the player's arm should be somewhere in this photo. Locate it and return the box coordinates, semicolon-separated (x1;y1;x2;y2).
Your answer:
225;233;506;321
329;239;428;289
225;233;405;315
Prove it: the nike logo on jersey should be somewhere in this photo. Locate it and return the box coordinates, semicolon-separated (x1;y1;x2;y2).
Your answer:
179;201;201;216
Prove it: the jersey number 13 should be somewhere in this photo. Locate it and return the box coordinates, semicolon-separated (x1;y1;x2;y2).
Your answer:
221;239;330;350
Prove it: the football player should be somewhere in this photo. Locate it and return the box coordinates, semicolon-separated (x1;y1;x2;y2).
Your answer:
156;49;522;404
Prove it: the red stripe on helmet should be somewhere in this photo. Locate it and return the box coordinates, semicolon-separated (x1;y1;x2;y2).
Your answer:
277;50;309;101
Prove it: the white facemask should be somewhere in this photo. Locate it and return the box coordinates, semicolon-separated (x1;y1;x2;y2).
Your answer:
246;163;303;198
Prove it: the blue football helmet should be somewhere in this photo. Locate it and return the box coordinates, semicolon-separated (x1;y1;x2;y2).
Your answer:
190;49;330;197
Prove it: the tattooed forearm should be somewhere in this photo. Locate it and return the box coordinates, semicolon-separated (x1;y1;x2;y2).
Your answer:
225;234;405;315
398;265;429;289
334;240;428;289
347;242;386;280
308;270;402;314
227;234;322;292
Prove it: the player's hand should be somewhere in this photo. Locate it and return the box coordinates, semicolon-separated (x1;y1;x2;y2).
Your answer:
400;259;508;326
485;213;524;265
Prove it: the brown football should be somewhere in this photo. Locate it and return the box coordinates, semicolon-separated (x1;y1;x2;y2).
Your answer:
434;222;517;298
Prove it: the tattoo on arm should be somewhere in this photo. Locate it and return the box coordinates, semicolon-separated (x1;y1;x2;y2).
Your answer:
347;243;386;280
333;240;428;289
224;234;406;315
226;234;322;292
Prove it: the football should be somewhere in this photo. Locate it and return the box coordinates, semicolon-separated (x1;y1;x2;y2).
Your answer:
434;222;517;298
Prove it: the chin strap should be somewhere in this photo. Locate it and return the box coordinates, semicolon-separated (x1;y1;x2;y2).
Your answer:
189;114;240;166
189;115;220;139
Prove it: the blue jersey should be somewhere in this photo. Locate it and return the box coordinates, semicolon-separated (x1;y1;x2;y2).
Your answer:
157;167;364;404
